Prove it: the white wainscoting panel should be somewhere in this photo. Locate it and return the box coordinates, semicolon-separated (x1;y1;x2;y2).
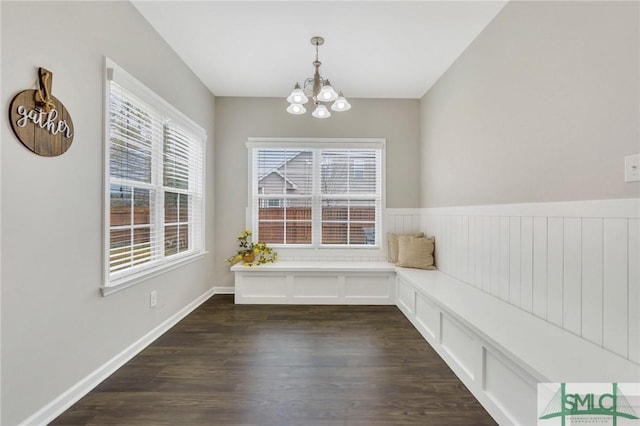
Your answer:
520;217;534;313
293;275;340;299
441;315;476;381
547;217;564;327
461;216;470;284
397;277;416;315
482;217;492;293
240;274;288;299
415;293;438;339
499;216;510;302
582;218;604;346
344;275;393;299
532;217;548;320
509;217;522;307
417;198;639;364
469;215;478;287
603;218;629;358
491;217;501;298
484;349;538;426
629;219;640;363
386;209;422;234
563;218;582;336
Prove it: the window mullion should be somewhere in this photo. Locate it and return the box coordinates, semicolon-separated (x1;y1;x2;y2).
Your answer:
129;188;135;267
375;149;382;246
347;198;351;245
187;131;196;251
312;149;322;246
347;150;351;194
153;119;166;261
282;150;287;244
251;149;259;240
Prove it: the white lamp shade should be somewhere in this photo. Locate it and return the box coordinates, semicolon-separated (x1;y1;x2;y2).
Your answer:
286;84;309;104
286;103;307;115
317;81;338;102
311;104;331;119
331;95;351;112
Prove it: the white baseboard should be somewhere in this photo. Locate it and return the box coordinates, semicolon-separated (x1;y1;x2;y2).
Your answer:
19;287;216;426
212;286;235;294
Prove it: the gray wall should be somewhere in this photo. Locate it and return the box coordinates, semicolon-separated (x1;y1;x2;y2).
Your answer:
420;1;640;208
1;2;216;424
214;97;421;287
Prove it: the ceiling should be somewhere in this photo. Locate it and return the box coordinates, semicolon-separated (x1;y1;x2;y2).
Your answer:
132;1;508;99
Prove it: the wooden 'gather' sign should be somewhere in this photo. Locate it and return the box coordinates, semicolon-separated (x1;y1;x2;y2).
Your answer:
9;67;74;156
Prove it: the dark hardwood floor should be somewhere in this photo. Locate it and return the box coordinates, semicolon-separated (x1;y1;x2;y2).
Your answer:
51;295;496;425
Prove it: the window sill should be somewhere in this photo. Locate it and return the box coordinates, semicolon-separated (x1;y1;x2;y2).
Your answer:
101;251;207;296
267;244;380;250
318;244;380;249
230;260;394;272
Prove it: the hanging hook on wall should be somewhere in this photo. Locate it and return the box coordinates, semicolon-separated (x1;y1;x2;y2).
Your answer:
35;67;55;113
36;68;55;113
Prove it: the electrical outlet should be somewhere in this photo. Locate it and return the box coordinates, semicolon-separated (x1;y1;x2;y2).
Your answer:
150;291;157;308
625;154;640;183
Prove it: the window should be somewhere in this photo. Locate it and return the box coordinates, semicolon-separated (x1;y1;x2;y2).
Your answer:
104;59;205;292
249;138;383;247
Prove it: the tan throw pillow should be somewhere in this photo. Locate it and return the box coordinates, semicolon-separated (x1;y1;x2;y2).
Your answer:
387;232;424;263
396;236;436;270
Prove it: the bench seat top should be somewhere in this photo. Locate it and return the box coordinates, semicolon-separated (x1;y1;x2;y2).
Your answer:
231;260;395;273
395;266;640;384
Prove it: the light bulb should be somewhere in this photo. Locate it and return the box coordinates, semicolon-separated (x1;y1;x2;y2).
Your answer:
331;93;351;112
287;103;306;115
317;81;339;102
312;104;331;119
286;83;309;105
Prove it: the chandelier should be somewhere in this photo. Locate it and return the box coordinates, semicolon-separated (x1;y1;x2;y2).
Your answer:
286;36;351;119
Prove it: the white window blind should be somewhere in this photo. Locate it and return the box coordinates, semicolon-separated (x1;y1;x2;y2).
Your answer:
105;59;205;291
320;149;379;245
249;139;383;248
256;149;313;244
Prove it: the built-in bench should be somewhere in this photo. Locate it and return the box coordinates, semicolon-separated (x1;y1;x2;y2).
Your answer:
231;261;640;425
232;261;396;304
395;267;640;425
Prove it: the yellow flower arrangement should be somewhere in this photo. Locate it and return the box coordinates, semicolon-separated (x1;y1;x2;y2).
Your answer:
225;230;277;266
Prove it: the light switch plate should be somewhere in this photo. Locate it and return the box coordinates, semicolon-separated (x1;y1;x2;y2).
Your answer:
625;154;640;183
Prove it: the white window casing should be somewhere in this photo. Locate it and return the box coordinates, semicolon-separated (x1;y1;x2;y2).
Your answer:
103;58;206;295
247;138;385;249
